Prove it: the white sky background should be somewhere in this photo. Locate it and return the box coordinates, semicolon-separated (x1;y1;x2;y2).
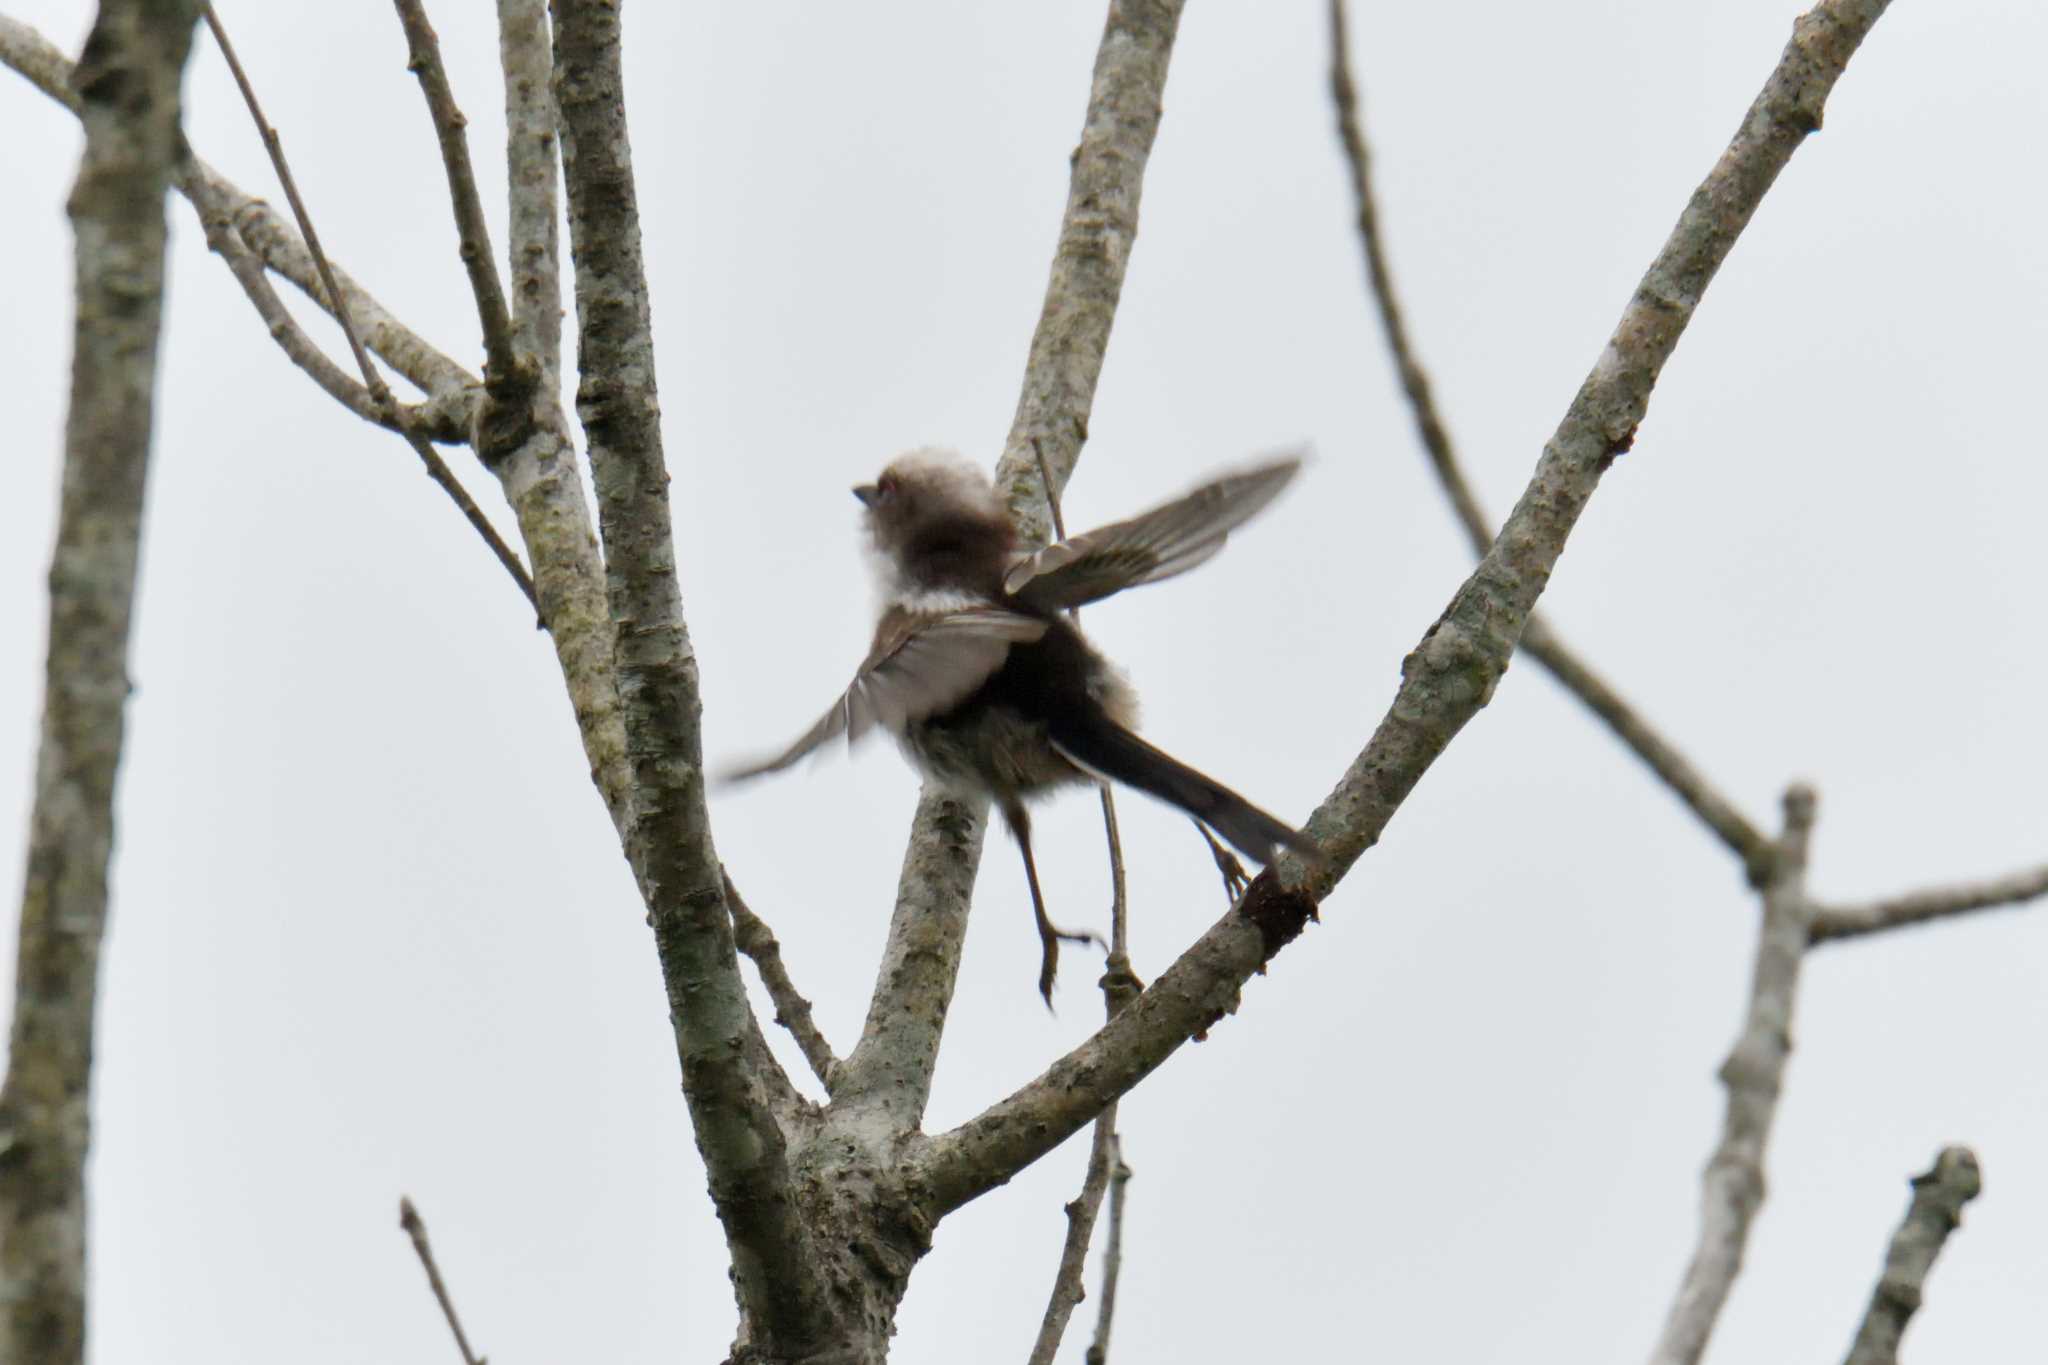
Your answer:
2;1;2045;1361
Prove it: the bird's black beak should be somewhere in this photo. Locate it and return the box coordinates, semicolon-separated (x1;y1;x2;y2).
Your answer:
852;483;880;507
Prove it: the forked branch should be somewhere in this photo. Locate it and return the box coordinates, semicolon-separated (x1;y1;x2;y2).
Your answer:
202;6;537;609
913;0;1899;1218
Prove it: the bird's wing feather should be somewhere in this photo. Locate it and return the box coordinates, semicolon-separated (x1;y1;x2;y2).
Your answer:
722;607;1047;780
1003;453;1302;612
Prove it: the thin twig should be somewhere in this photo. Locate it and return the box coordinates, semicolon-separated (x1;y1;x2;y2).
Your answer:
398;1197;487;1365
1841;1147;1982;1365
3;16;480;410
1024;444;1139;1365
724;870;838;1093
1649;784;1817;1365
1085;1135;1131;1365
391;0;525;390
202;5;538;610
1327;0;1774;884
186;169;453;436
1812;862;2048;944
1026;1102;1120;1365
1032;436;1130;984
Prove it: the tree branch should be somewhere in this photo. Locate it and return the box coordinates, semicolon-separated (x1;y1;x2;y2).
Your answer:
191;151;481;407
726;872;839;1093
203;5;538;610
1841;1147;1981;1365
398;1197;488;1365
837;0;1190;1132
1026;1102;1119;1365
1811;862;2048;944
912;0;1897;1217
495;0;563;386
392;0;525;392
1328;0;1775;884
1649;784;1816;1365
186;167;468;437
0;6;202;1360
1085;1136;1132;1365
550;1;824;1350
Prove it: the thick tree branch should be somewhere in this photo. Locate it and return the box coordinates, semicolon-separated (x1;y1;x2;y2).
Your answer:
496;0;563;386
0;6;202;1361
1649;785;1816;1365
204;6;538;609
480;0;634;834
392;0;526;393
1811;863;2048;944
912;0;1896;1217
992;0;1189;536
1841;1147;1981;1365
1328;0;1774;884
550;1;822;1350
838;0;1190;1131
836;792;985;1123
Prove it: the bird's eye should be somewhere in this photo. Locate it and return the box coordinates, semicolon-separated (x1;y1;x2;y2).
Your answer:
876;474;898;500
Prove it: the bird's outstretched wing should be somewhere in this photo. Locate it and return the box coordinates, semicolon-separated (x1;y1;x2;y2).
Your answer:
723;606;1048;780
1003;453;1302;613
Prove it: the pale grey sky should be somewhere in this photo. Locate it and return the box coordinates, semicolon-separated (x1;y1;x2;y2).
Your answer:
3;2;2045;1362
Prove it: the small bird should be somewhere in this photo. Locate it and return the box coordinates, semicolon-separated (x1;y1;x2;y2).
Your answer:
726;448;1313;1001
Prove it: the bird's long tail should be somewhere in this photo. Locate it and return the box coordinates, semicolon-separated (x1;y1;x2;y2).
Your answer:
1049;717;1314;864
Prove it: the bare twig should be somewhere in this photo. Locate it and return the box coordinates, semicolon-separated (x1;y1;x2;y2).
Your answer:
185;170;465;437
0;9;203;1360
1841;1147;1982;1365
913;0;1898;1220
1812;863;2048;944
391;0;525;390
1649;785;1817;1365
1520;621;1776;883
725;871;838;1092
1327;0;1774;883
398;1197;487;1365
202;5;538;610
1027;1103;1120;1365
5;14;478;407
1085;1135;1132;1365
1025;447;1138;1364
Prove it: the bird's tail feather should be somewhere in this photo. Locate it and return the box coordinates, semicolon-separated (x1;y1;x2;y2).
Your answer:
1050;718;1312;864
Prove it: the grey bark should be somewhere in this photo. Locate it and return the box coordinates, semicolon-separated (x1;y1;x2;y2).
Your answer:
0;4;202;1361
1841;1147;1981;1365
1649;786;1816;1365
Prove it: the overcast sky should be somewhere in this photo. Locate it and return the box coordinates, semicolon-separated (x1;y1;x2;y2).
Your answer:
3;2;2046;1362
